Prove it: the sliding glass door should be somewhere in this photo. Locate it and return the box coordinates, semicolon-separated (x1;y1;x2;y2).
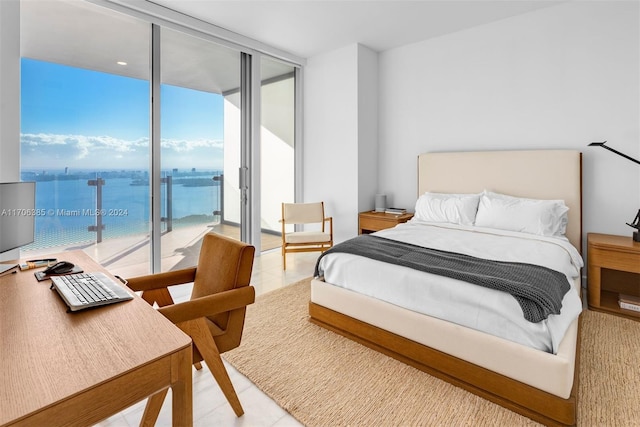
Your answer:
20;0;299;276
159;27;242;272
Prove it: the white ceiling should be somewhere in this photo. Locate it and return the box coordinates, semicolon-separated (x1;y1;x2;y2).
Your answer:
20;0;294;94
149;0;564;58
19;0;563;94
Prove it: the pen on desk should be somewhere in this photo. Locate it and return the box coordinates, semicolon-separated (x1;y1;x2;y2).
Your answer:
27;258;57;263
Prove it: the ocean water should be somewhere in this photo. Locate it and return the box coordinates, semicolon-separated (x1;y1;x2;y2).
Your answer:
21;171;221;249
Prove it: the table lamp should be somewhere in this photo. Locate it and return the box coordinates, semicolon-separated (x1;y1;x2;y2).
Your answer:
589;141;640;241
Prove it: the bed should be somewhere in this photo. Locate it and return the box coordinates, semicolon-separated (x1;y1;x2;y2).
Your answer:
309;150;583;426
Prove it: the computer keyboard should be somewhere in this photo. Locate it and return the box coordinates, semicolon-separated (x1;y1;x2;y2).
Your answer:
50;272;133;311
60;273;119;303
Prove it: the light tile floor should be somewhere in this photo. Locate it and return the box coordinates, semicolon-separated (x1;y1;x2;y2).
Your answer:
95;249;318;427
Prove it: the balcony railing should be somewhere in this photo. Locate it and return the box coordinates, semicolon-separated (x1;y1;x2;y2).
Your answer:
21;170;223;250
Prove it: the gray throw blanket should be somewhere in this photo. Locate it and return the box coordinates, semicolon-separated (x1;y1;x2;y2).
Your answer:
314;234;569;323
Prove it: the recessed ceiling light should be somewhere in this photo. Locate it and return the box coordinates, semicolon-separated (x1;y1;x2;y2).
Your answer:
116;61;127;66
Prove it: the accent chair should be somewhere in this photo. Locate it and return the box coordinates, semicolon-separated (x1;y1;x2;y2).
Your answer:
281;201;333;270
126;232;255;421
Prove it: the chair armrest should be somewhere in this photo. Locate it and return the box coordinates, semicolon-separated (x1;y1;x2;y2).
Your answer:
158;285;255;324
126;267;197;292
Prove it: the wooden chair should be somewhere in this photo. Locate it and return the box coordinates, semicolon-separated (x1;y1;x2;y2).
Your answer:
126;232;255;422
281;202;333;270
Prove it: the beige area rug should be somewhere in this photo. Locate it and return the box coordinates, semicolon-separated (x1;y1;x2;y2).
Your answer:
223;278;640;426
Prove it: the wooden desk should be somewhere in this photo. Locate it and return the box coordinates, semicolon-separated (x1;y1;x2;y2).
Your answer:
0;251;193;427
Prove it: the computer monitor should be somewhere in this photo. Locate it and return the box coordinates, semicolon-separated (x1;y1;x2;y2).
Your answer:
0;182;36;273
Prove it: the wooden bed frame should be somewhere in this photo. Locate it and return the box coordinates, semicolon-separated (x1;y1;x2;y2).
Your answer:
309;150;583;426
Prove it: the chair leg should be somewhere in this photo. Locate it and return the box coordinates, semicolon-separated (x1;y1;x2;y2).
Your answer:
194;361;203;370
282;247;287;270
139;389;169;427
179;318;244;417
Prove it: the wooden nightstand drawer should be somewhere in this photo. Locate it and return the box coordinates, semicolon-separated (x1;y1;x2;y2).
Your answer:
358;211;413;234
589;247;640;274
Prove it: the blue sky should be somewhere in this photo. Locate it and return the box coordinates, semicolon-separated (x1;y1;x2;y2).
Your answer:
20;58;225;171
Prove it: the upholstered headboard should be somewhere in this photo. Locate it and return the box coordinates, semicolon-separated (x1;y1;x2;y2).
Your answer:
417;150;582;252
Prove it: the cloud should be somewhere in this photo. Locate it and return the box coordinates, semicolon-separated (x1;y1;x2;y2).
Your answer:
21;133;223;154
21;133;140;158
20;133;224;170
161;138;224;152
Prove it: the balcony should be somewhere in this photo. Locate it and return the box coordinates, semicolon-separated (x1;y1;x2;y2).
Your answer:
20;171;283;279
24;221;282;278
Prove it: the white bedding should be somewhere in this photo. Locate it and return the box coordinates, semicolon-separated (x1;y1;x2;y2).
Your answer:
316;219;584;353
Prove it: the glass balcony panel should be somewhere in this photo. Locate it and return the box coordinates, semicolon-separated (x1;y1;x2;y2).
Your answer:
160;27;241;272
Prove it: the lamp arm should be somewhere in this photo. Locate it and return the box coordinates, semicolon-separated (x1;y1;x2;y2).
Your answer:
590;142;640;241
601;145;640;165
589;141;640;165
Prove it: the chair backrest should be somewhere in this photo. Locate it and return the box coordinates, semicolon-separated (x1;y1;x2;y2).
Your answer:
282;202;325;225
190;233;255;343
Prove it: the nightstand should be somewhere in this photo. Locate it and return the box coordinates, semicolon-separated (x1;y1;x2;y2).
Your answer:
587;233;640;321
358;211;413;234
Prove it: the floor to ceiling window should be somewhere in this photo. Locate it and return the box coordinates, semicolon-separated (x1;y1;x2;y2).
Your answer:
159;27;241;272
19;0;299;277
20;0;152;278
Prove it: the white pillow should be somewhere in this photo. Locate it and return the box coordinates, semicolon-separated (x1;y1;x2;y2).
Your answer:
474;191;569;237
414;192;481;226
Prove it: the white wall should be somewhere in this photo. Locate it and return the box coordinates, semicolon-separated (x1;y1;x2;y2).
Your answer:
0;0;21;262
357;46;378;214
0;0;20;183
377;1;640;245
304;43;378;243
261;76;295;232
